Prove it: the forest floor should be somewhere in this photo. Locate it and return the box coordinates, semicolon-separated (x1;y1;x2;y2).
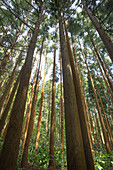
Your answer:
18;164;67;170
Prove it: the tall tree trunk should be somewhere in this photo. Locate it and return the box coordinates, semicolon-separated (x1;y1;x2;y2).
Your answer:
47;81;51;138
71;36;94;152
21;58;39;150
92;49;113;103
80;41;111;153
89;111;97;149
92;73;113;148
0;72;8;97
35;51;47;150
97;47;113;79
0;24;12;43
48;38;56;169
0;23;24;77
98;77;113;119
0;1;45;169
92;101;104;149
0;45;26;114
60;56;64;151
92;40;113;93
0;64;24;136
63;16;94;170
82;0;113;62
21;37;44;168
59;13;87;170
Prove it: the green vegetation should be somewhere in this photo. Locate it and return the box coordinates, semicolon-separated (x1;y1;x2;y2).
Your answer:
0;0;113;169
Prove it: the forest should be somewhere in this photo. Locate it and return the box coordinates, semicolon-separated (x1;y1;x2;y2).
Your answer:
0;0;113;169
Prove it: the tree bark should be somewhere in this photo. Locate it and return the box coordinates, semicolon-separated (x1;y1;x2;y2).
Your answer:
48;38;56;169
21;58;39;150
0;64;24;136
92;49;113;103
0;45;25;114
60;55;64;151
63;16;94;170
80;42;111;153
59;13;87;170
82;0;113;62
0;1;45;169
21;37;44;168
35;51;47;150
92;40;113;93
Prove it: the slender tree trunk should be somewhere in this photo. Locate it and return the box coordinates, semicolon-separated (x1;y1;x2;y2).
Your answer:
92;49;113;103
97;47;113;79
82;0;113;62
0;24;12;43
0;2;45;169
0;64;24;136
21;58;39;150
92;73;113;148
98;77;113;119
35;51;47;150
47;82;51;138
63;16;94;170
59;13;87;170
48;38;56;169
80;41;111;153
0;72;8;97
71;36;94;152
92;102;104;149
60;56;64;151
0;45;25;114
92;40;113;93
0;24;24;77
21;37;44;168
89;111;97;149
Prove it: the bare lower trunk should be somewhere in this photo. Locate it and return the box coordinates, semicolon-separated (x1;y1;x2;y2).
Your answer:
63;16;94;170
0;64;24;136
21;37;44;168
59;13;87;170
60;56;64;151
35;52;47;150
0;1;45;169
48;38;56;169
80;43;111;153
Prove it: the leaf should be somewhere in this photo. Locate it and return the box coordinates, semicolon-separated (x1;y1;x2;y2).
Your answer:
96;164;103;170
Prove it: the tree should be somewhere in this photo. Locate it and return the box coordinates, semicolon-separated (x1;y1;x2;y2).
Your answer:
0;1;46;169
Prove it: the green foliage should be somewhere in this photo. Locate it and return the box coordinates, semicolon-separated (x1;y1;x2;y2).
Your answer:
94;151;113;170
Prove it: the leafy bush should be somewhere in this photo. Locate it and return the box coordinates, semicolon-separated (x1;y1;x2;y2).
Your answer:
94;151;113;170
